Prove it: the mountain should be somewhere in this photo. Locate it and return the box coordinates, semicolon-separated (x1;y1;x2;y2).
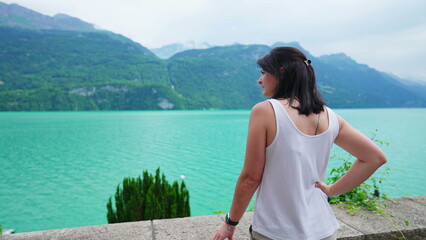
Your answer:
385;73;426;101
0;2;95;31
270;41;314;58
151;41;213;59
167;44;270;109
166;45;425;109
0;2;425;111
0;25;192;110
0;2;135;43
315;53;425;107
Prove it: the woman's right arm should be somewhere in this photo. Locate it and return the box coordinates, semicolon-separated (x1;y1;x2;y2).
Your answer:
315;115;387;197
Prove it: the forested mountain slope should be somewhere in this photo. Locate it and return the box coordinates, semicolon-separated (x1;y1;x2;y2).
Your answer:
0;2;424;111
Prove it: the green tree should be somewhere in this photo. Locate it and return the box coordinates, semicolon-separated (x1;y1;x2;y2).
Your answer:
106;168;190;223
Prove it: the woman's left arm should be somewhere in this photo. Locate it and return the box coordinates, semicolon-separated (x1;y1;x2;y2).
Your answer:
213;102;270;240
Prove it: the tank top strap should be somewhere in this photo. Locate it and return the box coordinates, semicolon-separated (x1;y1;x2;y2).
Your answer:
268;99;339;139
267;99;285;130
325;106;340;140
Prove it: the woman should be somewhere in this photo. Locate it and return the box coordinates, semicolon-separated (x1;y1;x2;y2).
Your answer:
213;47;387;240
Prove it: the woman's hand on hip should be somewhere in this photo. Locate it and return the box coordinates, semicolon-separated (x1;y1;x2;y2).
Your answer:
315;182;334;197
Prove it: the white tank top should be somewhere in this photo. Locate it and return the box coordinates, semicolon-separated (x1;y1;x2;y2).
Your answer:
252;99;340;240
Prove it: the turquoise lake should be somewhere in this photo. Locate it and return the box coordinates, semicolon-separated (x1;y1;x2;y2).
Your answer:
1;108;425;233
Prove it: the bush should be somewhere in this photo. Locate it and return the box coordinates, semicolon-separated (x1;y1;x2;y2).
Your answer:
326;129;390;215
106;168;190;223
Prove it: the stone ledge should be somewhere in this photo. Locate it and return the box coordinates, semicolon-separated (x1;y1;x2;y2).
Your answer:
1;196;425;240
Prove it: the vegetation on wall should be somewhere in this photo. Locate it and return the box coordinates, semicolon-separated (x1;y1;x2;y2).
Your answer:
326;131;410;239
326;130;390;214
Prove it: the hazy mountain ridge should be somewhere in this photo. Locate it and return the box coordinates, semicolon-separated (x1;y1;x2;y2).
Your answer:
151;41;213;59
0;2;424;111
0;2;95;31
170;44;425;108
387;74;426;101
313;54;424;107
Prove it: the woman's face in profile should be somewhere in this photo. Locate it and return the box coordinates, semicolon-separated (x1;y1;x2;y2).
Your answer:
257;70;278;97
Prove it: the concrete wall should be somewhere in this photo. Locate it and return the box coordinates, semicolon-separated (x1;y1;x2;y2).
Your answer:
1;196;425;240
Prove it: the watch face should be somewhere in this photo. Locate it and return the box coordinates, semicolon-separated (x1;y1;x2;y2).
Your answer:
225;213;237;225
225;213;232;224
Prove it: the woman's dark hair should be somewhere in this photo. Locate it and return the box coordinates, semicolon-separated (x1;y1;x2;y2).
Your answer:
257;47;326;116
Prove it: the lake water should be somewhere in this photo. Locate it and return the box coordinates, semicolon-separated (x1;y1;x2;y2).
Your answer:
1;108;425;233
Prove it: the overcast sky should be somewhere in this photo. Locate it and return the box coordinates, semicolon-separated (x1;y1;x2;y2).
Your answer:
3;0;426;83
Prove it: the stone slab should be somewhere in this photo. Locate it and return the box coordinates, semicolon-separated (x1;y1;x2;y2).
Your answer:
0;221;151;240
385;197;426;229
407;195;426;206
332;197;426;240
153;213;252;240
154;211;368;240
1;197;425;240
334;219;364;240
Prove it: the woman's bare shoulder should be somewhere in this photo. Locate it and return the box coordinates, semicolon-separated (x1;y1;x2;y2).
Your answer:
334;113;347;131
250;101;275;124
252;100;273;113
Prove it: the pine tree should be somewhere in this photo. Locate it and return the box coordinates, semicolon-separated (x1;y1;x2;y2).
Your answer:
106;168;190;223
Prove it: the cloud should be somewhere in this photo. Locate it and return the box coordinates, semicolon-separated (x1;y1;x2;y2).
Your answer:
2;0;426;82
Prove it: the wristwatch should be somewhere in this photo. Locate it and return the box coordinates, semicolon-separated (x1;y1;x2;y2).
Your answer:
225;213;239;226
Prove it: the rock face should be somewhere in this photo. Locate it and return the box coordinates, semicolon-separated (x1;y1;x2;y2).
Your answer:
157;97;174;110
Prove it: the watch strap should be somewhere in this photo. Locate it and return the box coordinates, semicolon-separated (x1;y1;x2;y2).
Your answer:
225;213;239;226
